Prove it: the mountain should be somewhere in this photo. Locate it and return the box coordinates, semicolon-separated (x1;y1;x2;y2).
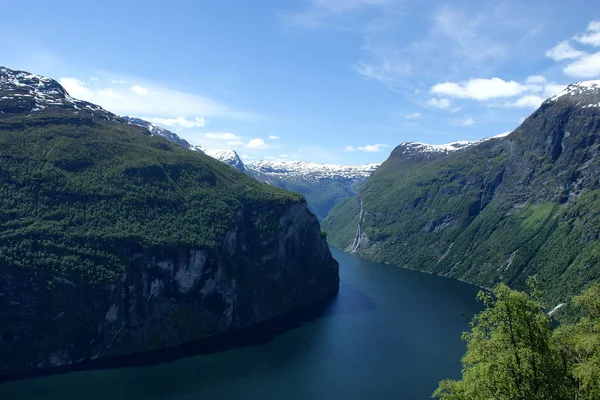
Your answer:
198;146;378;220
323;81;600;309
247;160;379;220
203;148;249;173
0;66;339;378
115;118;379;221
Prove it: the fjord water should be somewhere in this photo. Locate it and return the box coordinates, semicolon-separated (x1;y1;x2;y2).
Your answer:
0;248;481;400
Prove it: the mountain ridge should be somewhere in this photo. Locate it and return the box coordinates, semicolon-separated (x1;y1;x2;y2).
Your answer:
323;80;600;309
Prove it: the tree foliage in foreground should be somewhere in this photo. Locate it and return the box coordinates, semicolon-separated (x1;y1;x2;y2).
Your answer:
433;281;600;400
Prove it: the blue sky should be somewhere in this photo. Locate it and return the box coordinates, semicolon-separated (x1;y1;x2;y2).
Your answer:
1;0;600;164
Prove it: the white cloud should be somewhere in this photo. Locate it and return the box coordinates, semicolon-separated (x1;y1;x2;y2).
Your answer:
546;20;600;79
405;112;422;119
574;20;600;47
58;76;259;123
431;78;526;100
60;78;90;98
131;85;149;95
146;117;206;129
246;138;270;149
227;140;244;146
426;98;452;109
504;95;545;108
543;83;568;97
204;132;240;140
458;117;475;126
357;144;388;152
545;41;586;61
563;52;600;78
525;75;547;84
268;135;280;140
345;144;388;152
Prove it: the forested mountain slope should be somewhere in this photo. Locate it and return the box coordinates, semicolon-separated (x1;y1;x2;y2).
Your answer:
0;66;339;377
323;81;600;307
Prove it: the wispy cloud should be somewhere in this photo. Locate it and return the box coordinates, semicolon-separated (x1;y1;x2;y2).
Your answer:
426;97;454;110
404;112;422;119
574;20;600;47
268;135;280;140
205;132;241;141
545;41;586;61
563;53;600;78
345;143;388;152
456;117;475;126
281;0;392;29
58;76;261;127
146;117;206;129
545;20;600;79
501;95;545;109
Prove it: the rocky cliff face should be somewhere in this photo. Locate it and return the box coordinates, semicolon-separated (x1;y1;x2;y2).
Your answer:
0;66;339;378
1;201;337;376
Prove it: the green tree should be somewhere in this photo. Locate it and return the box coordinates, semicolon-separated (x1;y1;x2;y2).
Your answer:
433;281;571;400
554;284;600;400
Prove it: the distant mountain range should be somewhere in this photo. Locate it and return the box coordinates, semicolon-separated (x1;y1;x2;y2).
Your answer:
119;114;516;221
117;119;379;220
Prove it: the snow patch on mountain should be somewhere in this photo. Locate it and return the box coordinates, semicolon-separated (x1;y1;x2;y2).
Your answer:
548;80;600;107
0;66;105;114
203;149;248;173
247;160;379;181
399;133;509;155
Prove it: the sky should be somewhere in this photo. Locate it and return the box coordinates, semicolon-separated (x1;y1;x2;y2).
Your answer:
1;0;600;165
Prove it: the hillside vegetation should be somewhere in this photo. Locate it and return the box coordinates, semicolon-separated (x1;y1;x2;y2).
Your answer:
323;83;600;308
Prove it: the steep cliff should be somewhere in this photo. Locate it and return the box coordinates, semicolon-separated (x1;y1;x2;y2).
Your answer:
323;81;600;307
0;67;339;377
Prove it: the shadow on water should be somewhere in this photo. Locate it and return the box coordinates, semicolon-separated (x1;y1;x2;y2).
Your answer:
0;279;376;384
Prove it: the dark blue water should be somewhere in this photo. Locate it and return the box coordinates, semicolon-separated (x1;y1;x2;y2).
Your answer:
0;247;482;400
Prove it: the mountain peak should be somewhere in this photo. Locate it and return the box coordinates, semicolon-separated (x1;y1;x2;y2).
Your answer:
204;149;247;172
547;80;600;108
0;66;106;116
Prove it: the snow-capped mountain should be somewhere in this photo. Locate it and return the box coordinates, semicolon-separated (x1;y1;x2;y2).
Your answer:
398;133;510;156
247;160;378;182
196;150;378;219
203;149;248;173
0;66;108;117
547;80;600;107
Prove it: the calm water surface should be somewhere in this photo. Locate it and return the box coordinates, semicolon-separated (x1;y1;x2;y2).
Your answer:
0;247;482;400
